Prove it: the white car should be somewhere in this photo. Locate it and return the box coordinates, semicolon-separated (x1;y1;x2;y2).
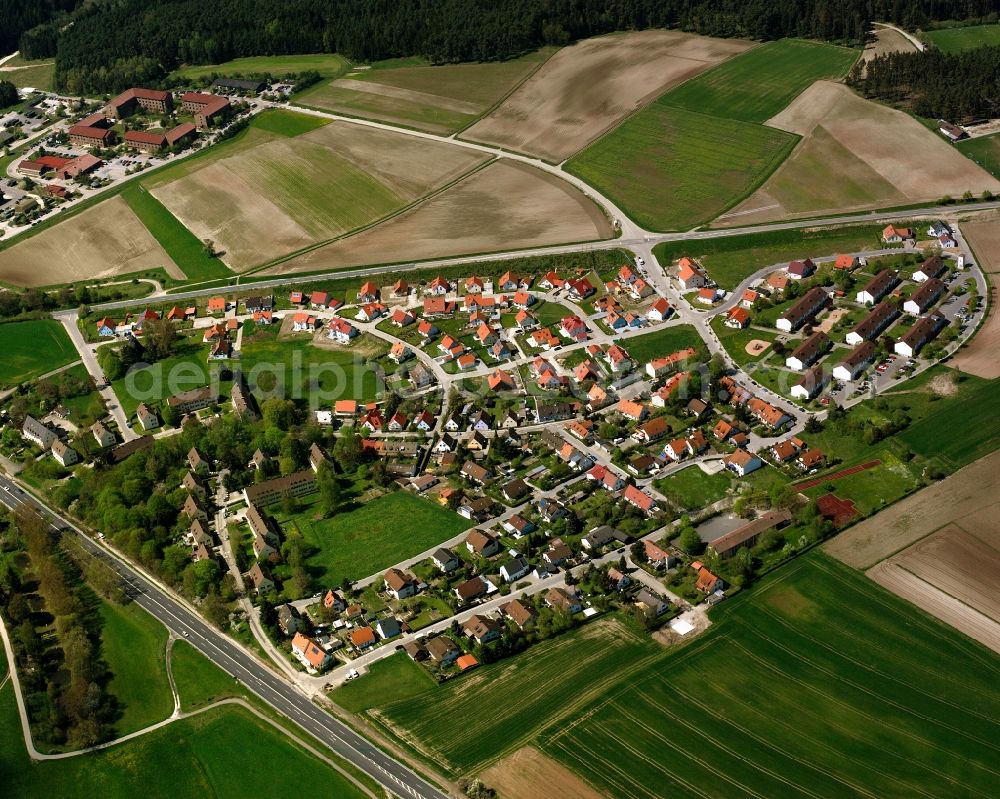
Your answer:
635;256;645;267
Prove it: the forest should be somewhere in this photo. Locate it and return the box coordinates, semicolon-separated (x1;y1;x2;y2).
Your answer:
8;0;996;95
850;45;1000;121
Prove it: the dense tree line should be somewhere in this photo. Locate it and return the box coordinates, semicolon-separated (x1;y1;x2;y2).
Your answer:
33;0;1000;95
0;0;83;58
850;45;1000;121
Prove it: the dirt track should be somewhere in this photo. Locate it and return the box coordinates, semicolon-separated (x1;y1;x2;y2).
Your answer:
0;196;184;286
462;30;753;162
478;746;607;799
265;160;612;275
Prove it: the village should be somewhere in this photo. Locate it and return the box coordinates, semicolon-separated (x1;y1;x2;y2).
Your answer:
0;209;985;689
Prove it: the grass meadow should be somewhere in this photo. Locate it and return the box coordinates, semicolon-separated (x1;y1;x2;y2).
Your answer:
272;491;471;585
0;319;78;387
654;224;885;289
170;639;247;712
622;324;706;365
172;53;352;80
539;554;1000;799
924;23;1000;53
662;39;859;123
0;679;370;799
330;652;435;714
566;105;796;231
957;133;1000;179
654;465;733;511
120;185;233;282
100;601;174;735
371;619;662;777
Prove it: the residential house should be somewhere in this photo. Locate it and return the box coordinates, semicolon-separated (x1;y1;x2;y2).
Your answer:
425;636;460;664
463;614;502;644
726;307;751;328
350;626;377;651
695;566;724;594
833;340;877;381
633;416;668;444
912;256;947;283
431;548;460;572
455;576;489;603
776;286;830;333
246;563;274;594
787;258;815;280
21;416;57;450
136;403;161;430
623;484;657;514
376;617;403;640
790;364;830;400
882;225;914;244
895;313;946;357
357;281;379;303
291;632;332;671
51;440;78;467
724;449;762;477
635;589;669;617
92;421;116;448
846;299;900;345
857;269;901;305
543;540;574;566
647;297;672;322
785;331;831;371
500;556;531;583
677;257;707;290
903;278;945;315
545;586;582;614
499;599;537;629
465;528;500;557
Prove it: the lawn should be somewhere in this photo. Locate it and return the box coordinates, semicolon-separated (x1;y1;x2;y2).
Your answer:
111;338;224;418
621;324;706;365
170;639;246;712
273;491;472;585
239;332;387;404
100;601;175;735
924;23;1000;53
711;317;776;366
0;319;78;387
661;39;859;123
654;224;885;289
802;449;920;516
566;104;796;231
957;132;1000;179
120;185;233;282
330;652;435;714
654;465;733;511
172;53;352;80
0;680;370;799
372;619;662;777
540;553;1000;799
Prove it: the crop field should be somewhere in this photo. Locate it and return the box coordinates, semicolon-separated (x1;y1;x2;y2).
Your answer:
539;554;1000;799
662;39;858;123
654;224;884;289
654;465;733;511
266;160;612;275
463;30;754;162
173;53;352;80
726;81;1000;224
925;23;1000;53
859;26;918;69
566;104;796;231
620;324;706;365
100;601;174;735
0;319;78;387
297;49;553;134
0;196;184;287
273;491;471;585
957;133;1000;179
952;216;1000;377
0;680;369;799
151;116;488;271
120;185;232;282
371;619;662;777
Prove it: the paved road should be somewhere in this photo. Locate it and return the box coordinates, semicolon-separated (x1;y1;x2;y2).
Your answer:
0;474;449;799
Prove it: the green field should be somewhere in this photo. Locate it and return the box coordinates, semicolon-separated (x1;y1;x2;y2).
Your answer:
239;331;386;404
373;619;661;776
539;554;1000;799
621;324;706;365
120;186;233;282
331;652;435;714
662;39;859;123
111;339;225;418
100;601;174;735
1;59;55;91
711;317;777;366
924;23;1000;53
654;465;733;511
273;491;471;585
170;640;246;712
957;133;1000;179
247;109;331;137
0;679;369;799
0;319;78;387
566;105;797;231
296;49;552;134
173;53;352;80
654;224;885;289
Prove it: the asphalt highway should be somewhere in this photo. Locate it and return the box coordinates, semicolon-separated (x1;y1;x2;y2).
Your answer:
0;474;449;799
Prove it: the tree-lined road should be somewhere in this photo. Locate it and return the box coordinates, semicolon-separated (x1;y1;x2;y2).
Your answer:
0;474;449;799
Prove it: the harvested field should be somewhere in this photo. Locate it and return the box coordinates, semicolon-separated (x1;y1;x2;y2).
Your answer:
151;120;488;271
0;196;183;286
265;160;612;275
860;26;918;72
953;217;1000;378
722;81;1000;225
824;448;1000;568
296;50;553;134
478;747;607;799
463;30;753;162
